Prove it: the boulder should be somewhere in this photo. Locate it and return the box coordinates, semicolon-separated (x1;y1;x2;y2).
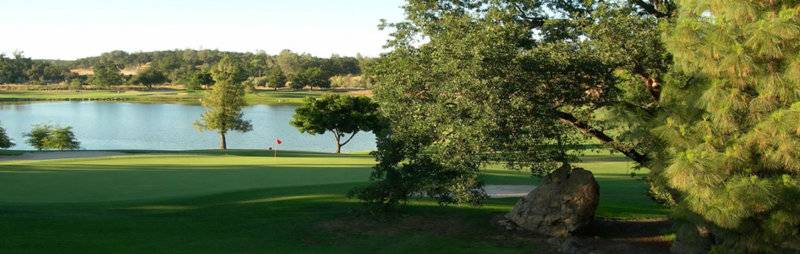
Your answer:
505;166;599;237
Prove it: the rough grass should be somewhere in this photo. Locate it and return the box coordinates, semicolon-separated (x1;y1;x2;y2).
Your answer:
0;90;333;105
0;150;669;253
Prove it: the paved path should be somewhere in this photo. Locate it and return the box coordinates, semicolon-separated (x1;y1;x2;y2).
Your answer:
484;185;536;198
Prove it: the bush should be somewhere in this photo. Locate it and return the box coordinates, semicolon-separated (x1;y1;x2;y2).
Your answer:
183;71;213;91
68;79;83;90
25;124;80;151
0;124;14;149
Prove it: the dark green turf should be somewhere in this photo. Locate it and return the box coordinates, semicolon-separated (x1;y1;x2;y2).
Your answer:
0;150;668;253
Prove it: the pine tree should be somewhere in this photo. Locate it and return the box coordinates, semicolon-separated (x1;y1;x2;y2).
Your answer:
660;1;800;252
194;56;252;150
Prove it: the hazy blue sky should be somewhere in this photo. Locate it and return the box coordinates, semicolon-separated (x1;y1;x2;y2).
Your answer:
0;0;406;60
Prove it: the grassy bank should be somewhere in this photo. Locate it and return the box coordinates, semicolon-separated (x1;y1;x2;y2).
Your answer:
0;90;337;105
0;150;670;253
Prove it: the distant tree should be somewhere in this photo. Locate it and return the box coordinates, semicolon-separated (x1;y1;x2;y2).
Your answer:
306;67;330;89
130;67;168;89
25;124;80;151
183;70;214;91
0;52;68;84
291;94;385;153
290;67;329;90
275;50;308;77
68;78;83;90
90;62;124;87
264;68;287;90
330;74;366;89
0;123;14;149
194;56;253;150
289;73;306;90
242;76;268;93
0;53;29;84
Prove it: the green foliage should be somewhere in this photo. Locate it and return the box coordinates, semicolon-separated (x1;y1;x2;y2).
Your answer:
195;56;252;150
182;70;214;91
69;49;363;89
264;68;287;89
0;52;69;84
130;67;168;89
657;1;800;252
90;62;124;87
242;76;268;92
330;74;367;89
290;67;329;89
357;0;670;208
24;124;80;151
67;78;84;90
0;123;13;149
291;94;385;153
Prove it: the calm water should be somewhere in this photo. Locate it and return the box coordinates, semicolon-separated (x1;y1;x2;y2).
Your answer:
0;102;376;152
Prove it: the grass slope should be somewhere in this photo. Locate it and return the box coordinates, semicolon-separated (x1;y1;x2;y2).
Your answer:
0;150;669;253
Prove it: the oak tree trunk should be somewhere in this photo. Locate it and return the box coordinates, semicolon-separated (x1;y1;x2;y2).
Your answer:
220;133;227;150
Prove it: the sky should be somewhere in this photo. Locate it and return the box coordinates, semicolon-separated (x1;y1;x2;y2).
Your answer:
0;0;407;60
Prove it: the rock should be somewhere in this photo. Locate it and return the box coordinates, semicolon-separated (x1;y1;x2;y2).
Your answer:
495;218;520;231
505;165;600;237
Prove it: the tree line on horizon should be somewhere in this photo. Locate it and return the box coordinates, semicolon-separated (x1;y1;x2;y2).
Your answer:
0;49;374;90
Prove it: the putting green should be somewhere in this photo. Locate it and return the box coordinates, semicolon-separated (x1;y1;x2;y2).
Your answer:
0;151;375;203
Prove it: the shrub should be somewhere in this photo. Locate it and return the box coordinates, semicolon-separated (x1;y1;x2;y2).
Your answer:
25;124;80;151
68;79;83;90
0;124;13;149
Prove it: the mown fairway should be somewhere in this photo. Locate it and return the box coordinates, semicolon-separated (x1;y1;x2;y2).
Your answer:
0;151;669;253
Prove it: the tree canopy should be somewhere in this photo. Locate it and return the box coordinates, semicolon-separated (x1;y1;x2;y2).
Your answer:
130;67;168;89
0;52;70;84
354;0;675;208
194;56;253;150
655;0;800;251
90;62;125;87
24;124;80;151
357;0;799;252
291;94;384;153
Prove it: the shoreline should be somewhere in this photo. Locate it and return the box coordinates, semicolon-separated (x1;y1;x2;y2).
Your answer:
0;88;372;105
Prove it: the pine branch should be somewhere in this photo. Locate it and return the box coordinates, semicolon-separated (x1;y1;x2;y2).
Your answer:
556;110;651;165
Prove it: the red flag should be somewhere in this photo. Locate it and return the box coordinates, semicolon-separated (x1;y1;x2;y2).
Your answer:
275;138;282;145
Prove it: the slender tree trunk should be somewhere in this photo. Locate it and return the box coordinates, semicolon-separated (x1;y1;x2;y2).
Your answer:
220;132;227;150
334;133;341;154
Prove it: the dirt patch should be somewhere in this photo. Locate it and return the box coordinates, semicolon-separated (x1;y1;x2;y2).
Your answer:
493;214;672;253
0;151;126;161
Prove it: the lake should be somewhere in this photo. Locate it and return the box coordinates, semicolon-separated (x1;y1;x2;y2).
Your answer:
0;102;377;152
